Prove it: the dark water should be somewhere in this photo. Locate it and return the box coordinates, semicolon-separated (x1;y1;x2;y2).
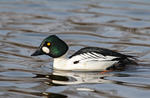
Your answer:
0;0;150;98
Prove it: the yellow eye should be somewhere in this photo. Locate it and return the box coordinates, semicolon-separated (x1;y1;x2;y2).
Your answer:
47;42;51;46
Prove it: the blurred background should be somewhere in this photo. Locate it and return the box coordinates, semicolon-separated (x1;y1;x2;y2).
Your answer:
0;0;150;98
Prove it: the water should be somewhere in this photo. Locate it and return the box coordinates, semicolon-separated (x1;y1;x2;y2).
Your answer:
0;0;150;98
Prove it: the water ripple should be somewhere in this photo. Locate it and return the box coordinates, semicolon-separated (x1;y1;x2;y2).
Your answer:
0;0;150;98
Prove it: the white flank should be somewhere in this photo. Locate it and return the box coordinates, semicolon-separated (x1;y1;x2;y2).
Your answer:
53;52;119;71
42;47;50;53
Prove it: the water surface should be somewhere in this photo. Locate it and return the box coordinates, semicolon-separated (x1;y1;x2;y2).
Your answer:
0;0;150;98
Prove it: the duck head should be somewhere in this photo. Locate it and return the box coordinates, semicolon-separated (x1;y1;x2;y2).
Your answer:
31;35;68;58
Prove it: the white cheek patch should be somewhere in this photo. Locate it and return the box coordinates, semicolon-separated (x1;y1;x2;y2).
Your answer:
42;47;50;54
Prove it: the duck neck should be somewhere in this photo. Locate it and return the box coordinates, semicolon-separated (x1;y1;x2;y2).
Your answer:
53;52;68;70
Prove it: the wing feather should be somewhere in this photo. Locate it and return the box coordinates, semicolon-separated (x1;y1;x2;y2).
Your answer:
69;47;134;64
70;52;119;63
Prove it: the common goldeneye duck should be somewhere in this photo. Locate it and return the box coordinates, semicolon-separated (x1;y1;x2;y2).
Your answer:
31;35;136;71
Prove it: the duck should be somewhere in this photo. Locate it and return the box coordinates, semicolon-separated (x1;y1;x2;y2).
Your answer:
31;35;136;71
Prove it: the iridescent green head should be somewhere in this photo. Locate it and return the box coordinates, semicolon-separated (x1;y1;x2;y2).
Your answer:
31;35;68;58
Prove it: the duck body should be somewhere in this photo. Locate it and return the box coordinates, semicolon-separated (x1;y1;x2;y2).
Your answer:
31;35;136;71
53;47;133;71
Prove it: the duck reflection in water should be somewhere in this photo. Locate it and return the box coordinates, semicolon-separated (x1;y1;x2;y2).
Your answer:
45;70;115;85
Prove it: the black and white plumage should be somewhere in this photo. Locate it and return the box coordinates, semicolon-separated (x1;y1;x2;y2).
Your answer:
69;47;133;61
64;47;135;71
31;35;136;71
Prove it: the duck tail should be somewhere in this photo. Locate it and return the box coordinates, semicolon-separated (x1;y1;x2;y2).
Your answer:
107;55;138;71
125;55;138;65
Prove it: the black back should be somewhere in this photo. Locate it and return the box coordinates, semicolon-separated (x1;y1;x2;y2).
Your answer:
69;47;133;60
